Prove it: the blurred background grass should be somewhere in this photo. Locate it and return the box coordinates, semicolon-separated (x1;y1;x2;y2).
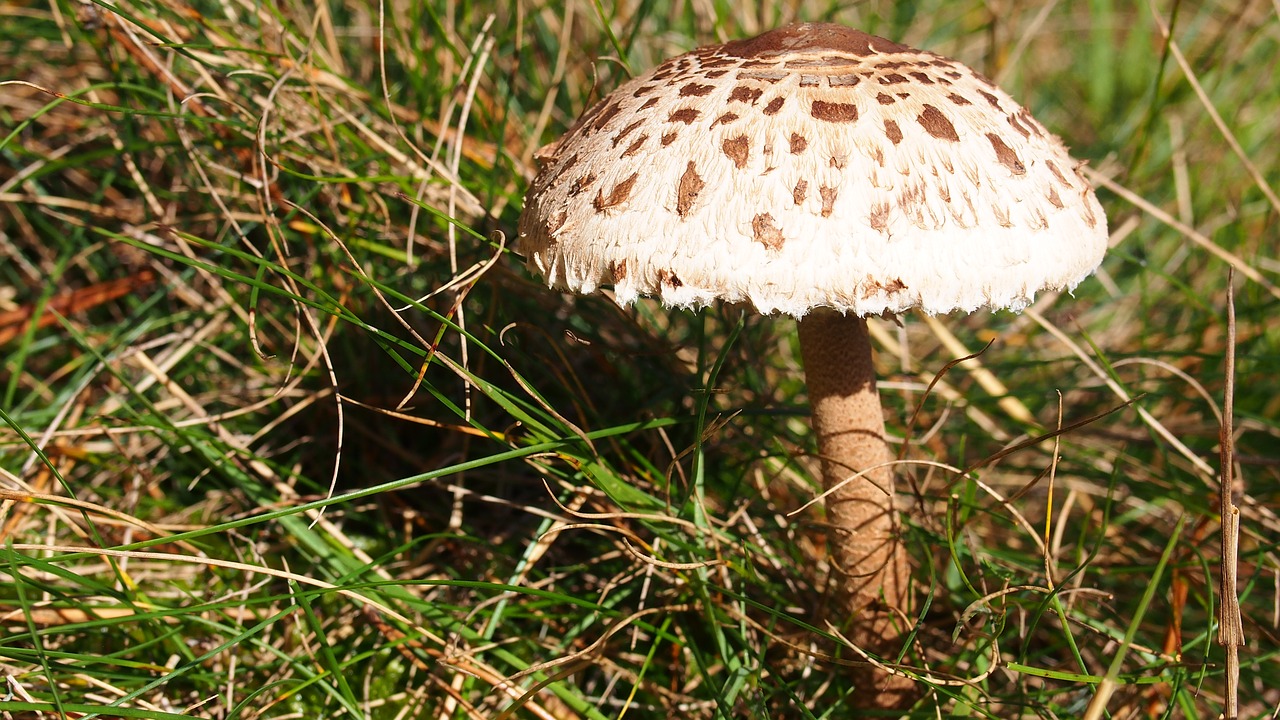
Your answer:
1;0;1277;717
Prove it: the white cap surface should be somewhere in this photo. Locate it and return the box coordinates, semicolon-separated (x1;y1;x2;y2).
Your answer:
519;23;1108;318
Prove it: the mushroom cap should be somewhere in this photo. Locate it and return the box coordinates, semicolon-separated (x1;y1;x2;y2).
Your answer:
518;23;1108;318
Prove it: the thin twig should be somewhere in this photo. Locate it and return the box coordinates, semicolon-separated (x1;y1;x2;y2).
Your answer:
1218;269;1242;720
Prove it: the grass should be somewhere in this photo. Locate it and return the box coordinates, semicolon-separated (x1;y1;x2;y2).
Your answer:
1;0;1278;717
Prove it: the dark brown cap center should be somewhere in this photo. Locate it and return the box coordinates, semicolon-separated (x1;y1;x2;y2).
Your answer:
719;23;909;59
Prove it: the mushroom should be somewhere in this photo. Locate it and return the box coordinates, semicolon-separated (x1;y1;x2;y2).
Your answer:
518;22;1107;700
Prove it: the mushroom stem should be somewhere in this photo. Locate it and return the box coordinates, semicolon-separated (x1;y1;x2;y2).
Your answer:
797;309;912;643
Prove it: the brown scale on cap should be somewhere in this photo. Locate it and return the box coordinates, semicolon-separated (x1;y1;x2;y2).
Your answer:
986;133;1025;175
722;135;750;168
1080;180;1100;227
566;172;595;197
558;153;579;176
676;161;704;217
918;105;959;141
862;276;907;298
1008;113;1032;139
590;102;623;131
609;259;627;282
1046;160;1071;188
751;212;786;249
811;100;858;123
680;82;715;97
657;269;682;287
1047;186;1064;209
884;119;903;145
819;185;838;217
668;108;701;124
593;172;638;212
1017;108;1044;137
621;134;648;158
710;112;739;128
612;120;644;147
